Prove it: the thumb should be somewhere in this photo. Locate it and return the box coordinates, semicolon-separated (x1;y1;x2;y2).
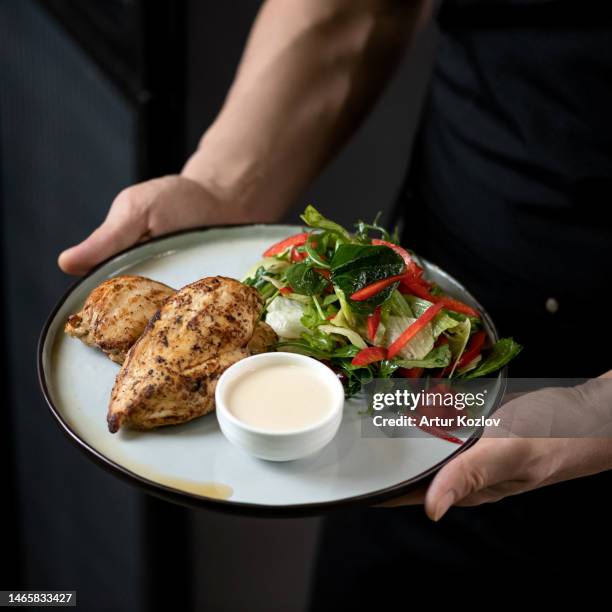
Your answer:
58;195;147;275
424;440;509;521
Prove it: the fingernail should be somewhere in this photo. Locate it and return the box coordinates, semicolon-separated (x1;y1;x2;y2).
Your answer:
432;490;456;522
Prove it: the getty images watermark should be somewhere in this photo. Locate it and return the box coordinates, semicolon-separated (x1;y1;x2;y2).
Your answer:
361;378;612;439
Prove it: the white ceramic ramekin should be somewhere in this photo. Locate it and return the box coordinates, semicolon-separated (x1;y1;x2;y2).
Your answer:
215;352;344;461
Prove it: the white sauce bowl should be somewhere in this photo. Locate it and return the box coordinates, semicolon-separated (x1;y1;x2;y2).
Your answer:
215;352;345;461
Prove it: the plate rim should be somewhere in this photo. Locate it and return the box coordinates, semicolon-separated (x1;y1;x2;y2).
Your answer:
37;223;507;517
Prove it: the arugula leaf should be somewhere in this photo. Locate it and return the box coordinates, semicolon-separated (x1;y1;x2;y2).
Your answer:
300;205;351;240
338;362;375;397
339;359;376;392
242;257;290;284
330;244;404;314
243;266;268;289
304;235;330;268
462;337;523;379
285;263;329;295
274;341;330;360
274;339;359;361
393;344;452;369
354;211;391;242
379;359;400;378
331;345;360;359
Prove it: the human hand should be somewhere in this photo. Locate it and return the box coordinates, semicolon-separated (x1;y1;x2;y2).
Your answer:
58;174;257;275
382;376;612;520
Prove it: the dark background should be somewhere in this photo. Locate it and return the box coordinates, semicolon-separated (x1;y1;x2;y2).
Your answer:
0;1;436;609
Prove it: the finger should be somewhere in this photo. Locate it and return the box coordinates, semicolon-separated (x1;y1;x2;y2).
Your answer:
424;439;512;521
375;484;427;508
58;197;147;275
500;391;525;406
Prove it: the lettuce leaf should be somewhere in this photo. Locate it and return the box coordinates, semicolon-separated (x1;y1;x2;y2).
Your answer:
334;287;356;328
388;290;414;318
265;297;309;339
385;315;434;360
444;317;471;377
393;344;452;369
317;324;368;349
402;294;460;338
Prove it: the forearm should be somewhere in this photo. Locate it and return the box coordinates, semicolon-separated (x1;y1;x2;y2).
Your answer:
182;0;431;221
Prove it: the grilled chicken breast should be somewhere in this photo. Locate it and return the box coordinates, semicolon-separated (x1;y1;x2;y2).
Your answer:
65;275;174;363
248;321;277;355
107;276;264;432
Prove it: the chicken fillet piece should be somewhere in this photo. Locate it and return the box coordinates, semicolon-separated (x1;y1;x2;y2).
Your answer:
248;321;277;355
107;276;263;432
64;275;175;363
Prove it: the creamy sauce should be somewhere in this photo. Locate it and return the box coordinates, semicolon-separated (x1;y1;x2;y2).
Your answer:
144;471;233;499
227;363;334;431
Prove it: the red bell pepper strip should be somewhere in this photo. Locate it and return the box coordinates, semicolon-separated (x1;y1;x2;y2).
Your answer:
371;239;423;278
435;335;449;347
315;268;331;279
350;274;406;301
400;276;480;318
438;297;480;318
263;232;309;257
290;246;307;262
456;330;487;371
399;276;434;300
367;307;381;342
398;367;424;378
417;423;463;445
279;287;293;296
351;346;387;367
387;302;445;359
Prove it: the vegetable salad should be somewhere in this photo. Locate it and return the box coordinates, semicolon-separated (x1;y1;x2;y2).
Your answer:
244;206;521;396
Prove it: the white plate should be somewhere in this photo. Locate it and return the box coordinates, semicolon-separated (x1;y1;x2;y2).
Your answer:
38;225;504;515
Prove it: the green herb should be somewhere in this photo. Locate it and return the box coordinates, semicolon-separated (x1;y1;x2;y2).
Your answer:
330;244;404;314
354;211;392;242
322;293;340;306
393;344;452;369
461;337;523;379
300;301;323;330
253;204;522;395
304;236;330;268
300;205;351;240
244;266;267;288
285;263;329;295
378;359;400;378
